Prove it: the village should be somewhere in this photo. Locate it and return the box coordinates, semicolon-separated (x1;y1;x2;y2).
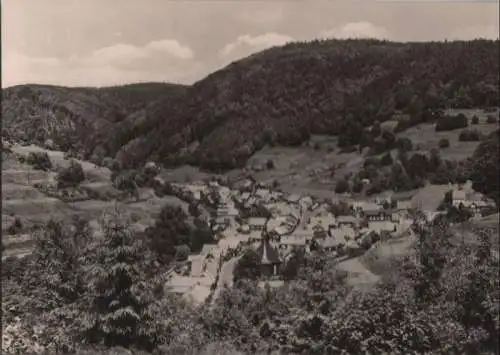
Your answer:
162;175;496;305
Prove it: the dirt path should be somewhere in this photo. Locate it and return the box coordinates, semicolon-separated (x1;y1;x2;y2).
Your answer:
211;256;240;306
337;256;380;288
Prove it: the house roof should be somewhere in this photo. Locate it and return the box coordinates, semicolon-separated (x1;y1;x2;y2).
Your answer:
333;226;356;240
337;215;357;223
364;210;391;217
287;194;301;202
293;227;314;238
256;239;281;264
248;217;267;225
360;202;382;212
453;190;467;200
280;235;307;246
249;230;263;240
321;237;341;248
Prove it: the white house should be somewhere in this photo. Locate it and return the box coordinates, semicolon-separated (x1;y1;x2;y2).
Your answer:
247;217;268;231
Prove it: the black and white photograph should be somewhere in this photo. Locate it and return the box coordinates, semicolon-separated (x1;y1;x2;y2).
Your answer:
1;0;499;354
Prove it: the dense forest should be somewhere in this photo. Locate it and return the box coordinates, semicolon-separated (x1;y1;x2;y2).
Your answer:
2;39;499;172
1;83;187;157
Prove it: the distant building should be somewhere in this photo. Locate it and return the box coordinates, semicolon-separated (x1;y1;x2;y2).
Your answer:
247;217;268;231
363;210;392;222
336;215;357;227
256;238;281;277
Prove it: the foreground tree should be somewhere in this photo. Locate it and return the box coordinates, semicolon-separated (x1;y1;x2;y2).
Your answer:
469;130;499;206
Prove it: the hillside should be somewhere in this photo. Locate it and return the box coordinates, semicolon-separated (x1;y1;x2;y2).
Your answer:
114;39;499;171
3;40;499;172
1;82;187;160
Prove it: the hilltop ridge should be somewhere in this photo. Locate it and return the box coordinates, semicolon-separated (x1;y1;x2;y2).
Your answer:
2;39;499;171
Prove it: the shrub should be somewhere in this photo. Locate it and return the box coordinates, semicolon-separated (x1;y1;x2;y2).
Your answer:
335;179;350;194
7;216;23;235
396;137;413;152
380;152;393;166
175;244;191;261
26;152;52;171
351;179;364;193
458;129;481;142
435;113;468;131
486;115;497;124
471;115;479;124
57;160;85;188
438;138;450;148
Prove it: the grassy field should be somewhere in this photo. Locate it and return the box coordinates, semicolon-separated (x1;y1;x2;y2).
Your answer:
360;232;417;277
1;147;195;258
396;108;498;161
246;136;364;197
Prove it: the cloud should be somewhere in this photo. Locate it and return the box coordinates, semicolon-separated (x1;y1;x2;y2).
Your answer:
84;40;194;69
319;22;390;40
2;39;201;87
219;32;294;62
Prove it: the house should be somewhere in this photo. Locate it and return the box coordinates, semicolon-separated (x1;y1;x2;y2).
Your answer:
368;220;395;234
292;227;315;241
396;200;413;211
279;235;307;249
331;225;356;242
452;189;467;208
255;188;271;200
249;230;264;243
212;217;230;231
336;215;357;227
247;217;267;231
287;194;301;204
353;201;381;214
218;236;241;253
310;214;336;230
320;236;342;251
240;192;251;201
363;210;392;222
256;238;281;277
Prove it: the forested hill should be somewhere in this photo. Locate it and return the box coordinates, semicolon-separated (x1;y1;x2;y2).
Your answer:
1;82;187;156
114;39;499;171
3;40;499;171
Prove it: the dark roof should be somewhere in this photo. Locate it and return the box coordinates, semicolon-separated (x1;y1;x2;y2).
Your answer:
256;239;281;264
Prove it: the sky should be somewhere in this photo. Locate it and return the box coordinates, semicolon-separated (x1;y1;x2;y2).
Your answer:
2;0;499;88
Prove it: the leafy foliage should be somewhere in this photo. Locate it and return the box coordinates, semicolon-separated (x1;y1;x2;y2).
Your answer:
435;113;469;131
57;159;86;188
470;130;499;206
26;151;53;171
